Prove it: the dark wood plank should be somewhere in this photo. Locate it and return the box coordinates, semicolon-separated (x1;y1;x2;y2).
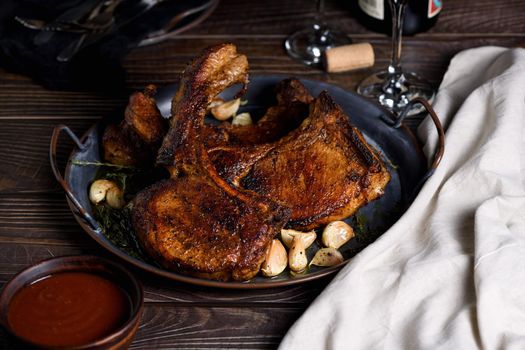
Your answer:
0;193;88;239
0;120;96;193
0;241;91;284
0;85;126;118
141;277;326;305
130;305;302;349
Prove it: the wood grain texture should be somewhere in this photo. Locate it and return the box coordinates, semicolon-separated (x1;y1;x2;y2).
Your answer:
0;0;524;348
130;305;303;349
142;279;325;306
0;120;96;193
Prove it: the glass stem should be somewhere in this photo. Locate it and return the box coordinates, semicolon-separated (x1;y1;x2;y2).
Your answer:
314;0;329;45
387;0;407;77
315;0;326;26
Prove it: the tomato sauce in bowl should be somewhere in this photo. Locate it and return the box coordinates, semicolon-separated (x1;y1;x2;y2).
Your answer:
0;255;143;350
7;272;130;347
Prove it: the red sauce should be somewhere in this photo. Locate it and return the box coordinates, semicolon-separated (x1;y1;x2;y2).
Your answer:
7;272;130;347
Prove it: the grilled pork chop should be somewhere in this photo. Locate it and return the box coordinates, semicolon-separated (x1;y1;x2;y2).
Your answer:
132;44;290;281
237;92;390;230
103;85;167;167
208;90;390;230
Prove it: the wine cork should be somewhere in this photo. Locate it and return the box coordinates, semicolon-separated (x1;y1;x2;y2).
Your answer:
323;43;375;73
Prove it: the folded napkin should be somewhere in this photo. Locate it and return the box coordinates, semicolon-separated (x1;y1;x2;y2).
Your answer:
280;46;525;350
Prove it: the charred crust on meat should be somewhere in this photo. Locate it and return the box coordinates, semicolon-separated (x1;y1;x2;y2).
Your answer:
348;127;381;172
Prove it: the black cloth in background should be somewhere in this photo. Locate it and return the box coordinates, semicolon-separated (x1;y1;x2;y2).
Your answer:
0;0;209;91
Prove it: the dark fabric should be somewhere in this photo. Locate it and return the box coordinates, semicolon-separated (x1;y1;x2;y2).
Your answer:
0;0;208;91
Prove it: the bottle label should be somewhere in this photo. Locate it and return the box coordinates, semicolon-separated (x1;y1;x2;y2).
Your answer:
428;0;442;18
359;0;384;20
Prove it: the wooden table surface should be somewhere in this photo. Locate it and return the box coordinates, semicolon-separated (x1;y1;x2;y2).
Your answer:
0;0;524;349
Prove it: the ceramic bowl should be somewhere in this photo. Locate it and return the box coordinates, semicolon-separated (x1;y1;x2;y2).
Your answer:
0;255;143;349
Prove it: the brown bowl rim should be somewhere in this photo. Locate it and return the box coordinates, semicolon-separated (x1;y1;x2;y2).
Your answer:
0;255;144;349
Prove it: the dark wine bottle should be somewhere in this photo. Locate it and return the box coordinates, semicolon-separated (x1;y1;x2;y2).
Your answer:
353;0;442;35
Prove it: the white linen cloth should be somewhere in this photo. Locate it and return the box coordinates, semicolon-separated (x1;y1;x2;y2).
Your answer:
280;46;525;350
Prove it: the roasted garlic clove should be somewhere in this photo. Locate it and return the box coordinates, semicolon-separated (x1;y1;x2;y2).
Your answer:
106;185;125;209
310;248;344;267
280;229;316;249
288;235;308;272
322;221;354;249
89;179;125;208
89;179;116;205
232;112;253;126
210;98;241;120
261;239;287;277
280;229;295;248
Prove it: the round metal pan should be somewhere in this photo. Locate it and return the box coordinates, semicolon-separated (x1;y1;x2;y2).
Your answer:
50;76;444;289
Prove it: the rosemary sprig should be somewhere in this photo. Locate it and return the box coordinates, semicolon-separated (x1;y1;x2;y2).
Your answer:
93;203;147;261
71;160;138;170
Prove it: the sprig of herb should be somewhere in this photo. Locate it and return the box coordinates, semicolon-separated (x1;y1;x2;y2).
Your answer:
351;213;370;242
71;160;138;170
93;203;146;261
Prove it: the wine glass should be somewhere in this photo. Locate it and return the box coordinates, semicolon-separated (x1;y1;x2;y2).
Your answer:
357;0;434;116
285;0;351;66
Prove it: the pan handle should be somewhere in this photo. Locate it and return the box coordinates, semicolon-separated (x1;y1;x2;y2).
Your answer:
49;124;100;231
381;97;445;196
